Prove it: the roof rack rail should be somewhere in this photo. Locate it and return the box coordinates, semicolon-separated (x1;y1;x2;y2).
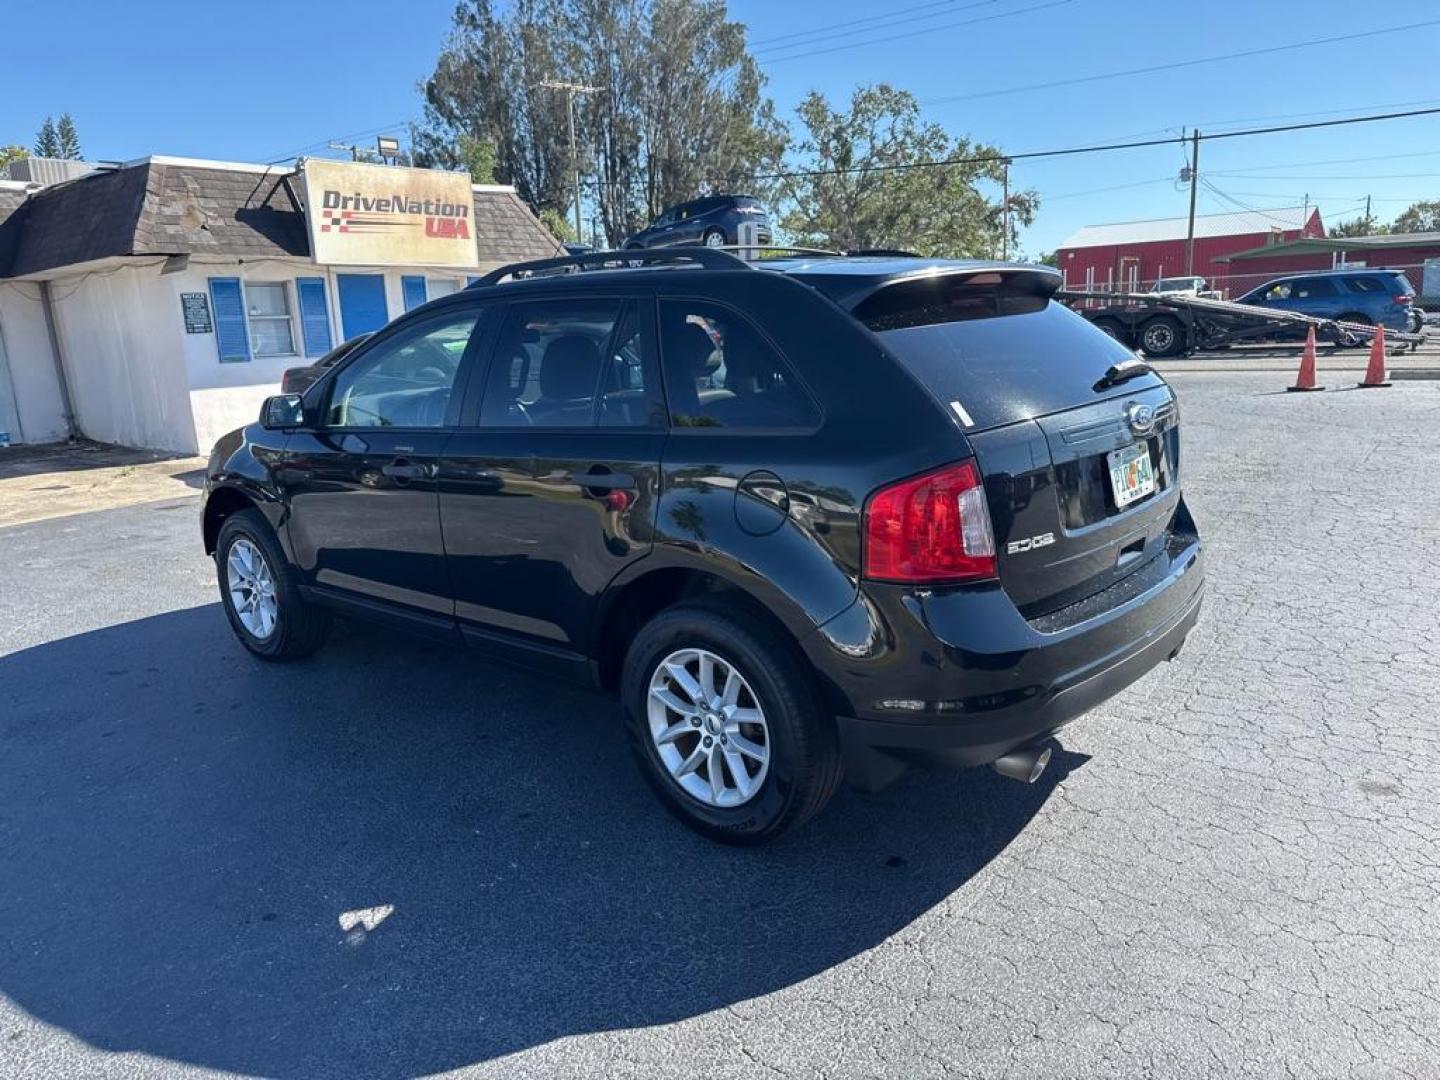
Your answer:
715;244;842;258
471;247;750;287
845;248;921;258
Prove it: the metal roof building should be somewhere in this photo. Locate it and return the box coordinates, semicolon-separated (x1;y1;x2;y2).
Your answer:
1056;206;1326;298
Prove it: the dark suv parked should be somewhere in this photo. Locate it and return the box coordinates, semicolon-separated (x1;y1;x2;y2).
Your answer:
623;194;772;250
202;249;1204;843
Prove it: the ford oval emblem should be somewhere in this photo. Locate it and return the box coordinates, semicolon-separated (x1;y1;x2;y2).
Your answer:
1125;402;1156;436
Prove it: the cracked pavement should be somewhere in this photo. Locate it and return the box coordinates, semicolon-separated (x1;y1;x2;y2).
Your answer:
1;371;1437;1079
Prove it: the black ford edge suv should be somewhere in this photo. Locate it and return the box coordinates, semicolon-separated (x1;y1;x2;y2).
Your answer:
202;249;1204;844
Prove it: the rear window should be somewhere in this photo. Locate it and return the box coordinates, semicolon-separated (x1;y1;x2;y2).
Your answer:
1342;276;1384;293
1345;273;1413;295
863;278;1153;431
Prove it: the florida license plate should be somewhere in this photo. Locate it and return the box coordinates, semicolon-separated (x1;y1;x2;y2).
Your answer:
1107;442;1156;508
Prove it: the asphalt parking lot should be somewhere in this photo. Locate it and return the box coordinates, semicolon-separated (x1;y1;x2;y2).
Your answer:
2;370;1438;1079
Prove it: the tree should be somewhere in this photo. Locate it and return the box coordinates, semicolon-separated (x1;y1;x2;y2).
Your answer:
1330;215;1386;238
55;113;81;160
1392;200;1440;234
538;206;575;242
778;84;1035;257
457;133;498;184
34;117;59;158
414;0;785;245
0;145;26;174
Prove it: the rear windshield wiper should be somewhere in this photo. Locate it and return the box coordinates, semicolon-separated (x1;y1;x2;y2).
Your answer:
1093;357;1154;391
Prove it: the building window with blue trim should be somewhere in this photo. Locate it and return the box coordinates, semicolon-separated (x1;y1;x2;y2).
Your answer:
245;282;297;356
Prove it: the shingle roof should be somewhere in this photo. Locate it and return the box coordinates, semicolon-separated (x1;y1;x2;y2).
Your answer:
0;158;563;278
0;186;31;277
1059;206;1315;250
472;187;567;265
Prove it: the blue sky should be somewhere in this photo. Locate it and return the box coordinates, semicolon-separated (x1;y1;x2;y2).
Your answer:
5;0;1438;254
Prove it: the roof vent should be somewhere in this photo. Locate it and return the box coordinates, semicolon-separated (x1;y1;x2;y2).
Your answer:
4;156;99;187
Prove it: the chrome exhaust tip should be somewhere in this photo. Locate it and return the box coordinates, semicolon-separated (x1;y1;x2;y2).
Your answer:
991;745;1052;784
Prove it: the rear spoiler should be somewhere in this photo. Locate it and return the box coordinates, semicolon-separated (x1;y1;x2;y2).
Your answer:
806;263;1063;313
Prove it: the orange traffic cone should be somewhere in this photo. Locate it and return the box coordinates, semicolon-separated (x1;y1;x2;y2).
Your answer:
1358;325;1391;388
1288;327;1324;392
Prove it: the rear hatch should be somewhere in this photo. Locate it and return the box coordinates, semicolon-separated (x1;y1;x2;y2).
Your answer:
853;268;1183;618
733;196;771;241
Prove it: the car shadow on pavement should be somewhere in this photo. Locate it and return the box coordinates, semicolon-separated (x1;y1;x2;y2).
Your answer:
0;605;1085;1079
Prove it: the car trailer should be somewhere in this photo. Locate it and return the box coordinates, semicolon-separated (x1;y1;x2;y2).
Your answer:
1059;289;1426;358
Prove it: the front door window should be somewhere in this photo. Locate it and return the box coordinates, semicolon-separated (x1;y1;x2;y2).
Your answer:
326;311;480;429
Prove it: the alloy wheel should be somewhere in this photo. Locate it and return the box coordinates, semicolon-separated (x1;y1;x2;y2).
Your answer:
226;537;278;640
1143;324;1174;353
647;647;771;807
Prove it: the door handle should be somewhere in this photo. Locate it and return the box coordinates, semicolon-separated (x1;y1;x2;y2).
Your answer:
572;469;635;491
382;460;435;480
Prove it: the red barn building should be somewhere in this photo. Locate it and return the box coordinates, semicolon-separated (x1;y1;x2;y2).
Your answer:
1056;206;1325;297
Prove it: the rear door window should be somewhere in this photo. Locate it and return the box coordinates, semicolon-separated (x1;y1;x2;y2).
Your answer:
1292;278;1337;299
658;299;819;430
478;298;663;429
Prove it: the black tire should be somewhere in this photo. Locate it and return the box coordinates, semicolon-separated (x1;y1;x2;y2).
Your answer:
620;597;843;845
1090;318;1125;343
215;508;331;661
1335;313;1372;349
1138;315;1186;358
701;228;726;248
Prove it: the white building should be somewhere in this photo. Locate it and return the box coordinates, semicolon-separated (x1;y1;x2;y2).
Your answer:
0;155;562;454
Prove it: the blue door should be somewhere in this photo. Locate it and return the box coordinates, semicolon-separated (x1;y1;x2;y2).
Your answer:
336;274;389;339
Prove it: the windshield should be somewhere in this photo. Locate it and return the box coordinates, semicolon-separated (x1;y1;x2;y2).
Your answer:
1153;278;1199;291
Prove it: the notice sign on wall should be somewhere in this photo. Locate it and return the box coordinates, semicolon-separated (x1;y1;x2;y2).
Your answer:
181;292;212;333
302;159;479;269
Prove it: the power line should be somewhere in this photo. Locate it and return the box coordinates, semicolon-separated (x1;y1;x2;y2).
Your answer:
1186;97;1440;135
1211;170;1440;182
722;105;1440;185
752;0;1000;56
1204;147;1440;175
760;0;1073;64
920;19;1440;105
1042;177;1177;201
748;0;966;47
262;118;418;165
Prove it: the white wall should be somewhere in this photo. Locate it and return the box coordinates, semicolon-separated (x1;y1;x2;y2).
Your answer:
1;258;479;455
180;262;467;452
0;281;68;444
48;265;197;453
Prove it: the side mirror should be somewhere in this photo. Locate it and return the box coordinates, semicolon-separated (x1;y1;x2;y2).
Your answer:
260;393;305;430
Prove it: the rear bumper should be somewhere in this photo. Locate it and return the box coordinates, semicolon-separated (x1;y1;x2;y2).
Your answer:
805;505;1204;789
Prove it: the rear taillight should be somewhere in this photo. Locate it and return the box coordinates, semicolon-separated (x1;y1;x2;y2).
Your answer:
863;460;997;584
1395;294;1412;305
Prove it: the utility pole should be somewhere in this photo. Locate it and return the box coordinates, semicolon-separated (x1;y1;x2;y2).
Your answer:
1000;158;1012;260
539;80;601;242
1184;129;1200;277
